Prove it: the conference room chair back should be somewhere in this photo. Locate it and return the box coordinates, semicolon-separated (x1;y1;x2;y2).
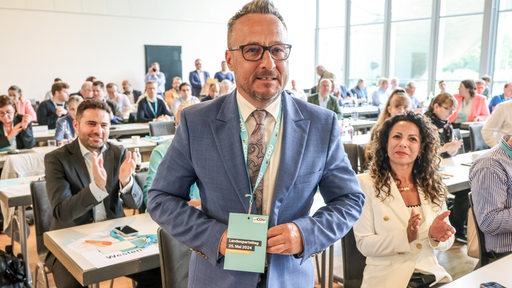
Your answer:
149;121;176;137
29;180;52;288
468;193;490;268
344;144;359;173
157;227;191;288
134;171;148;214
341;228;366;288
469;124;489;152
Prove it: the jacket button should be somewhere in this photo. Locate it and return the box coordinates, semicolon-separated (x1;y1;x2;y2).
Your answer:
416;243;422;250
383;216;390;221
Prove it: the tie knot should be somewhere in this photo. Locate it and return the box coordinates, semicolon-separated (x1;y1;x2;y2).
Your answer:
252;109;267;125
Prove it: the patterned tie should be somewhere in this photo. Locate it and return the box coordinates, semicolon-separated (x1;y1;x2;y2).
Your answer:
248;109;267;214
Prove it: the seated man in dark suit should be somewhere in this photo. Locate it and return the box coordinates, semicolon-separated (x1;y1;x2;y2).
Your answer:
37;82;70;129
44;99;161;288
307;78;341;119
137;80;173;122
122;79;142;104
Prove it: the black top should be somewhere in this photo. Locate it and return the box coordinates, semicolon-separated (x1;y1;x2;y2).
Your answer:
0;114;36;150
425;111;453;158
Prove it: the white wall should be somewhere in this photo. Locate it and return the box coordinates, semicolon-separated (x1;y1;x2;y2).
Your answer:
0;0;315;101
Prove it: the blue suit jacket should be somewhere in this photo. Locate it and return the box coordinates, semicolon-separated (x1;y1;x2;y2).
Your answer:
189;70;210;96
148;90;364;287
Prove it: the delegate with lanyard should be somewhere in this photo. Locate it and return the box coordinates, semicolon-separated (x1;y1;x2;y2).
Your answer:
224;106;282;273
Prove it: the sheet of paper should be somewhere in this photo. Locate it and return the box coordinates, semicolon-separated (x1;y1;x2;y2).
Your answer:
68;232;158;268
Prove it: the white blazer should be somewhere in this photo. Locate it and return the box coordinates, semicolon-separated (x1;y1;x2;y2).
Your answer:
353;173;454;288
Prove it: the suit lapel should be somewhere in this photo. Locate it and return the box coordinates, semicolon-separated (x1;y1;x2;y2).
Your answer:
387;178;410;227
211;91;252;212
271;94;309;219
68;140;90;188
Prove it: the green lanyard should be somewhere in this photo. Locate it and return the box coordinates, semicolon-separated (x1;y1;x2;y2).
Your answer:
239;106;282;215
147;98;158;118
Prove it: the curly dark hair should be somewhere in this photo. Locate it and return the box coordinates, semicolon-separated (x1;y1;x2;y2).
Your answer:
367;111;446;207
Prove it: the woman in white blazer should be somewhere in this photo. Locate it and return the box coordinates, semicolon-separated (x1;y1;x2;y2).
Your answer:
354;111;455;288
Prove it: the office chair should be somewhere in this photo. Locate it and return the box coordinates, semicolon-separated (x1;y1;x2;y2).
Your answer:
343;144;359;173
157;227;191;288
30;180;52;288
468;193;490;268
341;228;366;288
469;124;489;152
149;121;176;136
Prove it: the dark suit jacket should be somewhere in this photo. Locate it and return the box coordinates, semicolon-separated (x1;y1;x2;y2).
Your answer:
0;114;36;150
307;93;342;119
189;70;210;96
36;99;63;129
148;90;364;287
44;140;143;230
136;97;172;122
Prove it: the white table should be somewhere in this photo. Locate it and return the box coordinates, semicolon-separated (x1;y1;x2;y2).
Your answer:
0;175;42;287
441;150;488;194
44;213;160;287
33;123;150;142
441;254;512;287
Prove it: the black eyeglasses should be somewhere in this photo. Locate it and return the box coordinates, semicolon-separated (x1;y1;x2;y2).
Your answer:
228;44;292;61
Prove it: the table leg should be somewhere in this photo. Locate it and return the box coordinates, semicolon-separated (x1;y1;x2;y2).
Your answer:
328;245;334;288
17;206;32;287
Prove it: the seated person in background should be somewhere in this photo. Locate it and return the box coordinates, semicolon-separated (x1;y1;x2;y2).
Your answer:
121;80;142;104
449;79;489;125
213;60;235;83
350;78;368;106
137;80;173;122
482;99;512;147
164;76;182;108
425;93;467;243
106;82;132;119
44;99;161;288
475;79;486;96
0;95;35;151
144;101;200;209
91;81;124;124
488;82;512;113
424;93;463;157
307;78;341;119
55;96;83;144
7;85;37;122
405;81;421;110
288;79;307;101
470;134;512;263
170;82;200;116
354;111;455;288
219;79;234;95
37;82;69;129
371;77;390;109
70;81;93;99
370;88;411;138
201;82;220;102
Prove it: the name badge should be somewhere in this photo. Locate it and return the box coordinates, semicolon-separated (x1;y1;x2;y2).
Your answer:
224;212;268;273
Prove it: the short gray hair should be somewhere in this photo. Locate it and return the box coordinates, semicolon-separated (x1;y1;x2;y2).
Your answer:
227;0;286;46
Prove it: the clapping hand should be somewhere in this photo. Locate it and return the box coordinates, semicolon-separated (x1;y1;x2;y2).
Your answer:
91;151;107;190
119;151;136;187
407;208;422;243
429;211;455;242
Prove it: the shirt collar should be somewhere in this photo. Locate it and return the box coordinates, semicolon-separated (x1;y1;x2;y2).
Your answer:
499;135;512;159
236;90;281;122
78;138;107;158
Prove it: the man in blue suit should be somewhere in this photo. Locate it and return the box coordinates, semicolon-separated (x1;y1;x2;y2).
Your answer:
148;1;364;287
189;58;210;97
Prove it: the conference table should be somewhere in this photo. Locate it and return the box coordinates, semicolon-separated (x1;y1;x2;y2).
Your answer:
0;175;43;287
441;254;512;287
33;123;151;142
44;213;160;287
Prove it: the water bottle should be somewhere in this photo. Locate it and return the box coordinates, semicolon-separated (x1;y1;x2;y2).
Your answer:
134;148;142;171
347;119;354;142
63;124;71;140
